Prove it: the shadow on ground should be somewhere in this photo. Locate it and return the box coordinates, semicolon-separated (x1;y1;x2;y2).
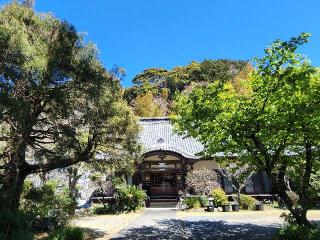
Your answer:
81;227;106;239
111;219;278;240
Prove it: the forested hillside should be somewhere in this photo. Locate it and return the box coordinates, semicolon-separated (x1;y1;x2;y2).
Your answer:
124;59;253;117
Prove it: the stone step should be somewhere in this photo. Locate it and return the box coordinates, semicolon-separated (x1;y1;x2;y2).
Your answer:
150;198;177;202
149;201;178;208
150;195;177;200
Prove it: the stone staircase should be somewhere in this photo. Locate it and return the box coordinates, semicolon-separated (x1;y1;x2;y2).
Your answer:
149;195;178;208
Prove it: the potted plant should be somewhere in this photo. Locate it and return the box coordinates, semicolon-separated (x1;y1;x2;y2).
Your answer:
242;203;249;210
232;203;240;212
210;188;229;212
206;205;215;212
145;197;150;207
255;201;264;211
222;203;231;212
239;194;255;210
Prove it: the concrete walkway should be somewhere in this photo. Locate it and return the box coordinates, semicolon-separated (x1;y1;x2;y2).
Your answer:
111;208;279;240
111;208;183;240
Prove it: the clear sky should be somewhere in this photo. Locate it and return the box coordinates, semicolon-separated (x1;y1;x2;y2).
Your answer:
1;0;319;86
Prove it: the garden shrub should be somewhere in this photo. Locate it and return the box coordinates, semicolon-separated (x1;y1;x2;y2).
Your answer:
91;205;114;215
47;226;85;240
90;182;147;214
239;194;255;210
210;188;228;206
273;224;320;240
20;180;76;231
186;169;221;194
184;197;201;209
114;184;147;212
0;209;33;240
198;195;209;207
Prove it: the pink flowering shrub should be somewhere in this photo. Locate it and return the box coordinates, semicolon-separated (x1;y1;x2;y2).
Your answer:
186;169;221;194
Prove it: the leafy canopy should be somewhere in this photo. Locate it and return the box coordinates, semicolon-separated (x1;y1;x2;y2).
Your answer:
174;33;320;165
174;33;320;225
0;3;140;213
125;60;251;116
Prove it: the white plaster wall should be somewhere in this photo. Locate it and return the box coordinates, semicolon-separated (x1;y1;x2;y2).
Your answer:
193;160;219;169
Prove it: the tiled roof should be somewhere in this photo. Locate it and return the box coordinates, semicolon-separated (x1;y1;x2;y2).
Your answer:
139;117;204;159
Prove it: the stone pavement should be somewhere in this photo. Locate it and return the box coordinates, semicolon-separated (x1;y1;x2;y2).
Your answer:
111;208;279;240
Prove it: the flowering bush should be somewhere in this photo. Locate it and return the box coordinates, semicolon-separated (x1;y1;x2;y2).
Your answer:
186;169;221;194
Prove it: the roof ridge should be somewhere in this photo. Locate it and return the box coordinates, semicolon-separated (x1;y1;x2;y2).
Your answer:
140;117;170;122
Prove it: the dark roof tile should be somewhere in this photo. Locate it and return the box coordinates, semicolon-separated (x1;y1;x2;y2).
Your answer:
139;118;203;159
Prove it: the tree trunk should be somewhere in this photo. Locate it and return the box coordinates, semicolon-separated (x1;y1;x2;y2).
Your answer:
237;189;241;205
67;167;79;201
0;161;29;211
271;168;311;226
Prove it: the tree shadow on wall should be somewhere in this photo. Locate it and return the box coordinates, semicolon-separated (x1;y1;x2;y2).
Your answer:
111;219;279;240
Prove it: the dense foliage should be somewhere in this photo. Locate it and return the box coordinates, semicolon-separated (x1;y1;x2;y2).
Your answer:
198;195;209;207
183;197;201;209
47;226;85;240
91;205;114;215
0;179;77;239
210;188;228;206
273;224;320;240
91;183;147;214
174;33;320;225
125;60;252;116
20;180;76;231
0;2;139;214
185;169;221;194
239;194;256;210
114;184;148;212
0;209;33;240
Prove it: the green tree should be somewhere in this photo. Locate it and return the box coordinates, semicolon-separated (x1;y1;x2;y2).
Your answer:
218;160;255;205
174;33;320;226
134;92;164;117
0;2;139;215
125;60;250;116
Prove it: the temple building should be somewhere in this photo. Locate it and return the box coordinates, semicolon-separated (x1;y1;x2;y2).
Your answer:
133;117;272;199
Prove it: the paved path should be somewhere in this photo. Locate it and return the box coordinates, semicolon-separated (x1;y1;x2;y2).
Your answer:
111;208;280;240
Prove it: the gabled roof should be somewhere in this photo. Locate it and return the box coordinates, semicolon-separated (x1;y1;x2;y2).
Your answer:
139;117;204;159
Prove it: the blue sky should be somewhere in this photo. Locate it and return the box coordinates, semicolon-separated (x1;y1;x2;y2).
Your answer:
1;0;319;86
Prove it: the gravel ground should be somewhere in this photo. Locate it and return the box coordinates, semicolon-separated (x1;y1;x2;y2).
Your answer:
73;210;143;240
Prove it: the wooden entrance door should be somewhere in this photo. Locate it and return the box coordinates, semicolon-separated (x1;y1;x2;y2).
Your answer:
150;172;176;196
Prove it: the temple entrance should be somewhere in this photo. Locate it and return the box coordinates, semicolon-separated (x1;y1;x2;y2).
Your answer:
133;151;187;198
150;172;176;196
